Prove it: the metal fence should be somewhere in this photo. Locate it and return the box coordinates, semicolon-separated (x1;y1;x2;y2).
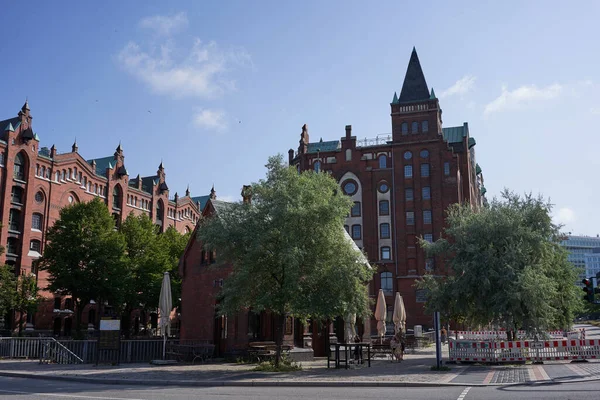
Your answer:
0;337;209;363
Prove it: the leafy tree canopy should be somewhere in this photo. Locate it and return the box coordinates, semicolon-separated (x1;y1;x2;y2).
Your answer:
198;155;373;322
418;190;580;336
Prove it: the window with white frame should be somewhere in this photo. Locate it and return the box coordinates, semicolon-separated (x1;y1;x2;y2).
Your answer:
424;233;433;243
351;224;362;240
380;223;390;239
404;165;413;178
381;247;391;260
381;271;393;293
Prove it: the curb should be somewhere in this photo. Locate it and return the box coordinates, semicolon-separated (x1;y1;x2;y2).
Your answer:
2;371;600;388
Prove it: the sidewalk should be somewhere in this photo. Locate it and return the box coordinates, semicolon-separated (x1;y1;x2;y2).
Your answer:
1;346;600;387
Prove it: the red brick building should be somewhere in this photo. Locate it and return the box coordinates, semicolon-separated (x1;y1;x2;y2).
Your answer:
0;101;206;335
289;48;486;333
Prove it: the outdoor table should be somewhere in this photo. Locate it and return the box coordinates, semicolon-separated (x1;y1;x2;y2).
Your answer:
168;344;213;363
328;343;371;369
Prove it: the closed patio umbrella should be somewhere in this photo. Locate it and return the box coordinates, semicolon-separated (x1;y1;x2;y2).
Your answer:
158;272;172;360
392;292;406;334
374;289;387;343
344;313;357;343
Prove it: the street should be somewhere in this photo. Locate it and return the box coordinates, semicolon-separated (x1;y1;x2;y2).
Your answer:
1;376;600;400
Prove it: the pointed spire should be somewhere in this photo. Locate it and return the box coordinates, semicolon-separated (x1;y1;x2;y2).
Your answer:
4;122;14;132
210;184;216;200
430;88;436;99
392;92;399;104
22;99;30;112
116;141;122;153
185;185;190;197
158;159;164;170
72;138;78;153
398;47;430;103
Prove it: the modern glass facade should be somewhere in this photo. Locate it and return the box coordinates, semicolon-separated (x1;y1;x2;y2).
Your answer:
559;235;600;284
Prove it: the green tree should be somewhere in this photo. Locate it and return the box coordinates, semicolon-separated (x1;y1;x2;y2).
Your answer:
14;273;40;336
0;264;17;324
158;226;190;310
39;198;127;337
197;155;373;366
418;190;580;338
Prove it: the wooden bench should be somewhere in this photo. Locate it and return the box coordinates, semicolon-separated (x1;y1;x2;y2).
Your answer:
166;344;215;363
247;342;292;363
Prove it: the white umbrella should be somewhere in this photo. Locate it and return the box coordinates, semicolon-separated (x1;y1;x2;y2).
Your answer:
392;292;406;334
344;313;357;343
158;272;172;360
374;289;387;343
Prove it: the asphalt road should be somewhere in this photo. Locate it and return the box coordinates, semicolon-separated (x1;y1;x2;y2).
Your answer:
1;376;600;400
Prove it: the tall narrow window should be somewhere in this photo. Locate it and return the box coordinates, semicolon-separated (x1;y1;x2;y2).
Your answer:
405;188;414;201
32;213;43;230
444;162;450;176
351;224;362;240
379;155;387;169
406;211;415;226
379;200;389;216
380;223;390;239
112;186;121;210
351;202;361;217
423;210;432;224
422;186;431;200
401;122;408;135
11;186;24;204
156;201;164;222
424;234;433;243
422;120;429;132
381;271;393;292
404;165;413;178
313;161;321;173
411;121;419;134
381;247;391;261
9;209;21;232
425;258;435;271
421;163;430;177
6;237;19;255
13;152;25;180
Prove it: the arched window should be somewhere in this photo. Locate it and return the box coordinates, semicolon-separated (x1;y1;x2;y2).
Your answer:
156;201;164;222
313;161;321;173
112;186;121;210
401;122;408;135
11;186;24;204
379;155;387;169
381;271;393;293
411;121;419;133
379;200;389;216
13;152;26;180
381;246;391;260
422;120;429;132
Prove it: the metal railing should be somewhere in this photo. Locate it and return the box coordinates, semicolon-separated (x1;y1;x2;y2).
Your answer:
0;337;207;364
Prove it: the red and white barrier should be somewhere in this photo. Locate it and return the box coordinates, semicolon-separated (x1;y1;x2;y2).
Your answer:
449;338;600;363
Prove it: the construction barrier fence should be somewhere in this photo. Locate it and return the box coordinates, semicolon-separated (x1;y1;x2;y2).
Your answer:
452;330;566;341
449;339;600;363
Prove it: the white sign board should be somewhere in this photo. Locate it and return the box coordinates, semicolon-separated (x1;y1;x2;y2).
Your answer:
100;319;120;331
414;325;423;337
530;341;544;349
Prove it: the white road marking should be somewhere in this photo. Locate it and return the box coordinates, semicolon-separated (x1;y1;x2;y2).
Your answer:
0;388;146;400
457;386;471;400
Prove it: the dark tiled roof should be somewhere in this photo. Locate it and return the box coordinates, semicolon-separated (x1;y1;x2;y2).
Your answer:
21;127;35;141
307;140;340;154
191;195;211;211
398;48;430;103
1;117;20;132
141;175;158;194
86;156;115;176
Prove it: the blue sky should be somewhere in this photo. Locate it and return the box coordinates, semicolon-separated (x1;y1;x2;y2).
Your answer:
1;1;599;235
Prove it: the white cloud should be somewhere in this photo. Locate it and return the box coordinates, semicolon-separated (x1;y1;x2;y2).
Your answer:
484;84;562;116
117;39;250;99
440;75;476;98
192;109;228;131
139;12;188;36
554;207;576;226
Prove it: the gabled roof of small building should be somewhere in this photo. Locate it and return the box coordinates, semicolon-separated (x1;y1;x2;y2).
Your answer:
191;195;211;211
307;140;340;154
211;199;234;215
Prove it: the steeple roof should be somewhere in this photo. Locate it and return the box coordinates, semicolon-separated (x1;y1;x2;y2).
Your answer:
398;47;430;103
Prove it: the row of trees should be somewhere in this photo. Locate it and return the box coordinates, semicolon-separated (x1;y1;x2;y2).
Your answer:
38;198;189;338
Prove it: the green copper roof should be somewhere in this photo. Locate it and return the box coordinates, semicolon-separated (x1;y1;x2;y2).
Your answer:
430;88;436;99
34;133;40;141
4;123;14;132
307;140;340;154
468;137;476;148
476;164;482;175
86;156;115;176
442;126;466;143
0;117;19;132
481;186;487;195
191;195;211;211
392;92;399;104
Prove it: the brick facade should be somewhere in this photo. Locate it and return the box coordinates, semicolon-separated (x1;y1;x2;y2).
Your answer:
289;48;486;332
0;102;205;334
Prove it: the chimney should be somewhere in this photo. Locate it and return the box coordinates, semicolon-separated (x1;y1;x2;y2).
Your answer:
288;149;294;165
345;125;352;139
50;145;57;158
241;185;252;204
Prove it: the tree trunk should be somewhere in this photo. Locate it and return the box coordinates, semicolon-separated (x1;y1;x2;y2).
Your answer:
74;299;84;339
122;307;132;339
274;312;286;368
17;310;23;337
